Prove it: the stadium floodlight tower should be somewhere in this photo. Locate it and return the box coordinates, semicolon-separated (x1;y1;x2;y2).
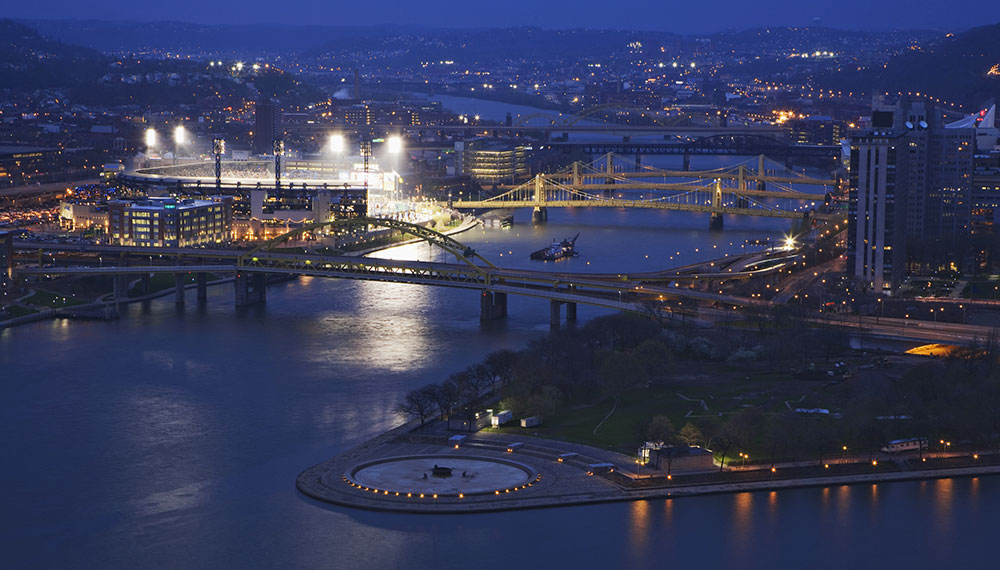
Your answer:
273;139;285;191
386;135;403;202
212;138;225;192
360;134;373;212
145;127;158;152
173;125;187;165
329;133;345;154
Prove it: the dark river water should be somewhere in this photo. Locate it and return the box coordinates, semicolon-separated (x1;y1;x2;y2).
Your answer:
2;186;996;568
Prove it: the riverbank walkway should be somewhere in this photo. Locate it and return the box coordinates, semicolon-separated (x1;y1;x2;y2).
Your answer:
297;420;1000;514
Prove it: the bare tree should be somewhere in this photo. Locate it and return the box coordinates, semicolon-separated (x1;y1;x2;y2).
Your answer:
678;422;704;446
396;386;437;428
484;350;517;389
646;415;676;470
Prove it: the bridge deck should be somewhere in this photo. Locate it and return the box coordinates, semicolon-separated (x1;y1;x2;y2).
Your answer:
443;199;814;219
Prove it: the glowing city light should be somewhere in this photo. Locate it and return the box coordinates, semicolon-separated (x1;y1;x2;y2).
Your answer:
173;125;187;146
145;128;157;148
329;133;345;154
387;135;402;154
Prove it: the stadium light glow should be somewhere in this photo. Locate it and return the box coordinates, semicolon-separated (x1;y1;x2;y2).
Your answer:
235;61;244;71
252;63;261;72
387;135;402;154
173;125;187;146
145;128;157;148
329;133;345;154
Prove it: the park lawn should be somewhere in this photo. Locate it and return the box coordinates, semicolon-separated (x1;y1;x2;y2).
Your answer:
509;375;840;455
2;305;38;318
23;290;88;308
962;278;1000;300
36;275;113;300
128;273;213;297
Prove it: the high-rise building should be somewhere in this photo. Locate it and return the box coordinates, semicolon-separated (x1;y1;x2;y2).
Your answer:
458;140;530;183
971;171;1000;234
874;97;975;237
848;97;984;291
0;230;13;292
847;130;910;295
254;97;281;155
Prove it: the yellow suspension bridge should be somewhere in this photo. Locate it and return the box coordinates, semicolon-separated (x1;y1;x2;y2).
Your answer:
442;153;840;228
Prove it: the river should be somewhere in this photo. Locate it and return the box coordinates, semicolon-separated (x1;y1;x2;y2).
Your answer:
2;204;996;569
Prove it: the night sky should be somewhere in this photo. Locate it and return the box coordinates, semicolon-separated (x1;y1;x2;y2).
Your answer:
4;0;1000;32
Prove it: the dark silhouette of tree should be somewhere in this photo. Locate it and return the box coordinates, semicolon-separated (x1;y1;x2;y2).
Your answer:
396;386;437;428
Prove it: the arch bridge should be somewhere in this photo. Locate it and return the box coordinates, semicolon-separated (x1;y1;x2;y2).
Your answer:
514;105;700;128
445;153;837;228
12;217;755;325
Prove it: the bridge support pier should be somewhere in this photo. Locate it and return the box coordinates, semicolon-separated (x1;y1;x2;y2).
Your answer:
565;302;577;321
113;274;130;301
196;272;208;302
532;207;548;224
682;153;691;171
709;212;724;230
550;300;562;327
480;291;507;321
235;272;267;307
175;273;186;305
140;273;150;295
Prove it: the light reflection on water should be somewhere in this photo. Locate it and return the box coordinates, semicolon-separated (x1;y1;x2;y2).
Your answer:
2;206;1000;569
933;478;955;539
629;500;650;550
731;492;754;557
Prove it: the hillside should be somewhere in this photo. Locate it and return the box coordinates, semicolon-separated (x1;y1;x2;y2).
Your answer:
0;20;324;109
816;22;1000;107
0;19;106;91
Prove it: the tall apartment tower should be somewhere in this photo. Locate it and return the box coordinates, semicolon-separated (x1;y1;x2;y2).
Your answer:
253;97;281;155
847;130;910;294
880;97;975;237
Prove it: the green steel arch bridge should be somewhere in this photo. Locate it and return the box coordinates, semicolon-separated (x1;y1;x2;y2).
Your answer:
11;218;765;326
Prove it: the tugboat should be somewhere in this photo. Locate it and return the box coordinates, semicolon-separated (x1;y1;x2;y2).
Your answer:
530;233;580;261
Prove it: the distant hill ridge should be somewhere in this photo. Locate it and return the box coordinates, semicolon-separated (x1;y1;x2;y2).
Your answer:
817;21;1000;108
